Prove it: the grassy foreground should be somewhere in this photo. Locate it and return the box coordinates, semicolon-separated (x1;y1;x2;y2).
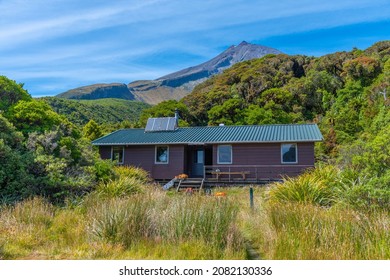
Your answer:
0;167;389;259
0;193;245;259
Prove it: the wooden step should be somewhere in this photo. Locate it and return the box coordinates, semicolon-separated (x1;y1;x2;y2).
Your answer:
175;178;204;192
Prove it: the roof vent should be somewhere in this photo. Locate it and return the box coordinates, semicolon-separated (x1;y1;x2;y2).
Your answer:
174;108;179;126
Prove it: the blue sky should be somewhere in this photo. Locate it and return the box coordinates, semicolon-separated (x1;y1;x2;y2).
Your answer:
1;0;389;97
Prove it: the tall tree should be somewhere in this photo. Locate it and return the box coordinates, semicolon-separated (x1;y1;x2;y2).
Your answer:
0;76;31;112
83;120;103;141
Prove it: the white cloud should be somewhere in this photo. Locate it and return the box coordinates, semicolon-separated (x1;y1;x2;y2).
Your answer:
0;0;165;49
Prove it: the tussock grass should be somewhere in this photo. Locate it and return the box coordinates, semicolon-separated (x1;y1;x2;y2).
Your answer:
0;184;245;259
156;195;243;250
259;203;390;259
0;197;54;259
251;164;390;259
89;195;153;245
95;177;144;198
1;165;388;260
87;192;244;258
268;165;339;207
268;175;334;206
94;166;155;198
11;197;54;225
113;166;151;183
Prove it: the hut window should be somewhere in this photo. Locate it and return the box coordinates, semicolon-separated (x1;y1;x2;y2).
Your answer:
217;145;232;164
281;143;298;164
155;146;169;164
194;149;204;164
112;146;124;164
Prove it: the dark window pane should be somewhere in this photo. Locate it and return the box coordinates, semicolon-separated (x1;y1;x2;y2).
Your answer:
218;145;232;164
112;146;123;163
195;150;204;164
282;144;297;163
156;146;168;163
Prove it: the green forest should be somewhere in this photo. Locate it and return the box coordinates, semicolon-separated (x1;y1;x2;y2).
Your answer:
0;40;389;259
43;97;150;129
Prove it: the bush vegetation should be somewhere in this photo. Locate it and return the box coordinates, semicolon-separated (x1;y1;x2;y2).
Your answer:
42;97;150;129
1;41;390;259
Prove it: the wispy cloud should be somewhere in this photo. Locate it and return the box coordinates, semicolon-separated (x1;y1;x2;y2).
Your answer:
0;0;165;50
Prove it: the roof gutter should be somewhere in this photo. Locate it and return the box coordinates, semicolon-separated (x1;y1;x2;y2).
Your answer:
92;139;323;146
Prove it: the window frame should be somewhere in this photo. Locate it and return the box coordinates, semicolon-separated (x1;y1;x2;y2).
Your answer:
217;144;233;164
111;146;124;164
155;145;169;164
281;143;298;164
194;149;204;164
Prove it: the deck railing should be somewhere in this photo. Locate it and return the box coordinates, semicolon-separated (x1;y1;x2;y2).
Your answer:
203;164;313;182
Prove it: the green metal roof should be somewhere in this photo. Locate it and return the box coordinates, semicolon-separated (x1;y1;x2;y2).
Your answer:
92;124;323;146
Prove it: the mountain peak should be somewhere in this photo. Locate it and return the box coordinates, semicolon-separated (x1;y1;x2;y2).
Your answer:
57;42;283;104
157;42;282;82
238;40;249;46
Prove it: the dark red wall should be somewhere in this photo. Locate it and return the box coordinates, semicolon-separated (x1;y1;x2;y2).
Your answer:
211;142;314;165
122;145;185;180
296;142;315;166
211;142;315;179
99;142;315;180
99;146;111;160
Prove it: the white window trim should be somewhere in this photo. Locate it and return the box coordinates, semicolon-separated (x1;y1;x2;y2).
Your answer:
155;145;169;164
281;143;298;164
111;146;124;164
217;144;233;164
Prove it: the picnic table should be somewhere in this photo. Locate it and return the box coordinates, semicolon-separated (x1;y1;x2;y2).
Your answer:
210;170;250;180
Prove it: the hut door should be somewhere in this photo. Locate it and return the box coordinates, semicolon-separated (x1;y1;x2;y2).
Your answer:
191;148;204;177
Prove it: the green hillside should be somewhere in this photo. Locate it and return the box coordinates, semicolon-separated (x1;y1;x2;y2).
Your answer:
56;83;135;100
182;41;389;129
42;97;150;126
174;41;390;154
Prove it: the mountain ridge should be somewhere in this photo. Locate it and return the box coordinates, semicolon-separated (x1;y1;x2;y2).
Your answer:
57;83;134;100
57;42;282;104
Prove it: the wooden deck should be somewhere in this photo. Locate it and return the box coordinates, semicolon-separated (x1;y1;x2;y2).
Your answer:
209;171;250;180
204;164;313;183
157;164;313;190
158;177;281;191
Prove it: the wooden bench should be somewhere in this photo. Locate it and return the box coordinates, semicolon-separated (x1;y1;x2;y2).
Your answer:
210;171;250;180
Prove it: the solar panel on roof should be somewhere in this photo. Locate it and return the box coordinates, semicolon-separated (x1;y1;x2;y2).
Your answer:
144;117;177;132
145;118;155;132
154;118;165;131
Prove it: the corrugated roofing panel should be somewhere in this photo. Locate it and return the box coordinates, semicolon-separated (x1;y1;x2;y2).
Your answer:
92;124;323;145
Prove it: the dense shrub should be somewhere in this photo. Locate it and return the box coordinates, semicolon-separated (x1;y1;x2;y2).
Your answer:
93;159;117;183
93;166;153;199
113;166;151;183
267;166;339;207
267;164;390;210
95;177;145;198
